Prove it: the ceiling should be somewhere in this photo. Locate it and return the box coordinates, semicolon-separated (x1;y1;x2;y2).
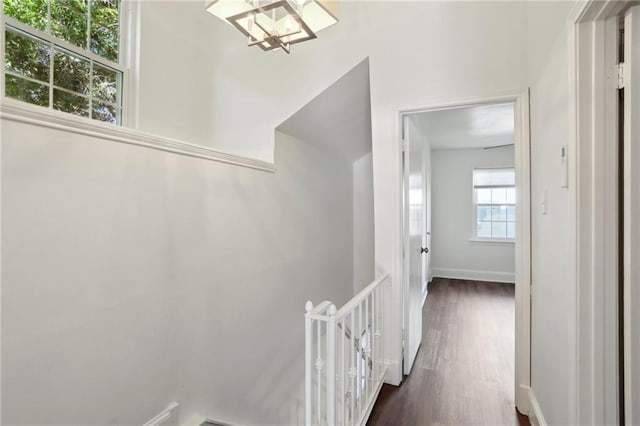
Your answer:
276;58;372;162
411;102;515;150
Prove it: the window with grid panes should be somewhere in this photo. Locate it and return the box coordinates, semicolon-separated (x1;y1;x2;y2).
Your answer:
473;168;516;240
2;0;124;124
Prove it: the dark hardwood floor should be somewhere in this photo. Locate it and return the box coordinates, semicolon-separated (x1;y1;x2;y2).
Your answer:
367;278;530;426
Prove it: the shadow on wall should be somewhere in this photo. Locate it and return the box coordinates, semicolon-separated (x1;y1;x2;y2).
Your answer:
277;57;376;296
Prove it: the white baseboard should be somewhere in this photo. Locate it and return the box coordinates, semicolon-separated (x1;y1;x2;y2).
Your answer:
432;267;515;283
383;359;402;386
526;387;547;426
143;402;180;426
360;375;386;426
181;415;207;426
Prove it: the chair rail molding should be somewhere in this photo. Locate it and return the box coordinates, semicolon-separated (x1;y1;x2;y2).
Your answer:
0;98;276;173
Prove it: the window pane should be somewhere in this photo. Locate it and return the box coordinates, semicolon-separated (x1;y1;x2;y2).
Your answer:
3;0;48;31
506;187;516;204
90;0;120;62
5;74;49;106
507;206;516;221
92;63;118;103
53;49;90;95
492;206;507;221
507;222;516;239
53;88;89;116
477;221;492;238
491;188;507;204
477;206;491;222
51;0;88;49
492;222;507;239
477;188;491;204
5;30;50;82
91;101;117;124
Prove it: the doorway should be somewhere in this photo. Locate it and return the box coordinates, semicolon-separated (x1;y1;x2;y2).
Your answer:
398;93;532;415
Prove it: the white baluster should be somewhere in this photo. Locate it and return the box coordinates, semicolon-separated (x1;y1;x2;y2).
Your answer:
305;301;313;426
316;320;323;425
349;312;356;426
327;304;336;426
357;303;363;422
376;286;382;381
364;295;369;401
340;317;346;426
380;284;387;382
371;290;377;383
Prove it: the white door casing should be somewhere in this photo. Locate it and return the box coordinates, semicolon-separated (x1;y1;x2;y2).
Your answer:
397;92;531;414
624;6;640;424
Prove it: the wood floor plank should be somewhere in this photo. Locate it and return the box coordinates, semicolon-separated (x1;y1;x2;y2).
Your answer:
367;278;530;426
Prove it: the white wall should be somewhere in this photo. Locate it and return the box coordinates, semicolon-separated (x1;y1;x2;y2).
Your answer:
275;58;375;295
182;0;529;383
2;0;584;423
0;120;360;425
132;1;581;422
431;147;516;283
353;152;375;294
526;1;577;424
84;0;529;386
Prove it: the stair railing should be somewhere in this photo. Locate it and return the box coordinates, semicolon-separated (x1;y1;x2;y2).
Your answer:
305;273;389;426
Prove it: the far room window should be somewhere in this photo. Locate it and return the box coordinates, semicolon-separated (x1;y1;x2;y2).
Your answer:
473;167;516;240
2;0;124;124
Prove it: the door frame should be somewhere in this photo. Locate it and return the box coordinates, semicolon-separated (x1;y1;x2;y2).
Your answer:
396;91;532;414
568;1;630;424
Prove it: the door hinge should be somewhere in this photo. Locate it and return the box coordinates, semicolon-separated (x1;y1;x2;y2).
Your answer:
618;62;626;89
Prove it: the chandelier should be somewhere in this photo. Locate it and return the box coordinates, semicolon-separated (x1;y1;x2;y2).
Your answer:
206;0;338;54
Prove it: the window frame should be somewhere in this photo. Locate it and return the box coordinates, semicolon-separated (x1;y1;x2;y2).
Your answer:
0;0;134;127
471;166;516;243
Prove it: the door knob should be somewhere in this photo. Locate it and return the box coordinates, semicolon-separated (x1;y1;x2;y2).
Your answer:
421;247;429;254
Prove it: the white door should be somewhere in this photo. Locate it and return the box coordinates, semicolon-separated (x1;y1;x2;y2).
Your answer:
624;7;640;424
403;116;426;375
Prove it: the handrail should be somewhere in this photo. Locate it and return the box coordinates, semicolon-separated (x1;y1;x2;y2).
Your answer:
305;273;389;426
335;274;388;319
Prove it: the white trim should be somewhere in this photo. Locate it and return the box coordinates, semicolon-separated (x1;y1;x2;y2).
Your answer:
359;370;386;426
468;237;515;245
383;359;401;386
0;99;276;172
143;402;180;426
179;415;207;426
395;92;532;413
432;268;515;284
569;2;628;424
513;90;532;414
526;386;548;426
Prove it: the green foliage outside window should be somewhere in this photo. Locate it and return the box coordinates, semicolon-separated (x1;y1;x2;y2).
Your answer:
3;0;122;124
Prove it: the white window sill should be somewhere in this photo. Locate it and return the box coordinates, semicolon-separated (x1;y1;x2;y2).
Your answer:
0;98;276;172
468;238;515;245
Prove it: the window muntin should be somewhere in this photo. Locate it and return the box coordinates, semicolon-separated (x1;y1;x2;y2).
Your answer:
473;168;516;240
2;0;123;124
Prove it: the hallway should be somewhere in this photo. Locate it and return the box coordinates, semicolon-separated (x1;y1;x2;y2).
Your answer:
367;278;529;426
